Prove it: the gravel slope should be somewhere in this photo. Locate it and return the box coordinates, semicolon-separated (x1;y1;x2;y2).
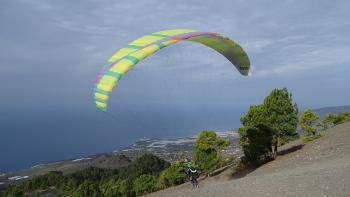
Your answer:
146;122;350;197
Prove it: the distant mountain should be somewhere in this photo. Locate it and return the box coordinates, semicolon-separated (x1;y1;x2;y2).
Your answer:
313;105;350;117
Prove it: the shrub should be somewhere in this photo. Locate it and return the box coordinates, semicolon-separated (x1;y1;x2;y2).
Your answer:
157;162;187;189
299;109;320;136
303;132;322;142
240;124;274;165
131;154;170;177
193;130;229;174
72;180;101;197
133;175;158;197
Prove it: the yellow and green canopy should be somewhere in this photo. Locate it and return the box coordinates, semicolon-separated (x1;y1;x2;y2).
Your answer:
94;29;251;112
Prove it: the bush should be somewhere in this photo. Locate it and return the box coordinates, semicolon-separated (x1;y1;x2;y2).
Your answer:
333;112;350;125
157;162;187;189
299;109;320;136
222;155;237;166
72;180;101;197
303;132;322;142
193;130;229;174
240;124;274;165
133;175;158;197
100;178;126;197
130;154;170;177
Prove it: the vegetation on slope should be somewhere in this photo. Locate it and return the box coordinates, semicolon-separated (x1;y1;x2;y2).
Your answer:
238;87;299;165
301;110;350;142
1;154;169;197
193;130;230;174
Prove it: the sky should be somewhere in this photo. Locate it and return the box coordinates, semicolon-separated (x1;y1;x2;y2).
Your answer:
1;0;349;173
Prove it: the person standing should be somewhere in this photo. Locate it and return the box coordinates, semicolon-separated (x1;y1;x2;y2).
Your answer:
183;158;199;188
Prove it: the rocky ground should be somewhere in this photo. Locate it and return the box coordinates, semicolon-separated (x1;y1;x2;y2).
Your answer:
146;122;350;197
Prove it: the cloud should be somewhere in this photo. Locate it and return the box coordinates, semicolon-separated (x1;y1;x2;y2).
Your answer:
1;0;349;96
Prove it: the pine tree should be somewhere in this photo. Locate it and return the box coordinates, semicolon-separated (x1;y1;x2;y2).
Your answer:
300;109;320;136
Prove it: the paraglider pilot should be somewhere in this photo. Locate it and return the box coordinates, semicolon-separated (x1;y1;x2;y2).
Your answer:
183;158;200;188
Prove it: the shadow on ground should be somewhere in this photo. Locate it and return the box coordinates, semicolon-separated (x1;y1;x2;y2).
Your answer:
231;142;304;179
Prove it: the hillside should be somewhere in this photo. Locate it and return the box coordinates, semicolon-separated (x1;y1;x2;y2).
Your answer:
0;153;131;190
146;122;350;197
0;131;239;190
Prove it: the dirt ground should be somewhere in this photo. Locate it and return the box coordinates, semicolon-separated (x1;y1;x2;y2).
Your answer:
146;122;350;197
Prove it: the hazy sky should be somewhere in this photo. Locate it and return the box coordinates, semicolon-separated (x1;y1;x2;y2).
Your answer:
1;0;349;172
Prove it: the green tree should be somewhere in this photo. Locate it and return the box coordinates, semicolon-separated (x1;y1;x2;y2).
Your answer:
2;184;25;197
100;178;133;197
239;88;298;160
157;162;187;189
317;112;350;130
72;180;101;197
317;113;334;130
133;175;157;197
239;124;275;165
240;105;267;127
130;154;170;177
100;178;121;197
333;112;350;124
115;179;133;197
300;109;320;136
263;88;299;147
63;177;78;192
193;130;230;174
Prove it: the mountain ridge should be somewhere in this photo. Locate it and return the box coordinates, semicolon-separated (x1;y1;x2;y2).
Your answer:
312;105;350;117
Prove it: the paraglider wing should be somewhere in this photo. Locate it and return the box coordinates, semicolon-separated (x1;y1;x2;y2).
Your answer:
94;29;250;111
